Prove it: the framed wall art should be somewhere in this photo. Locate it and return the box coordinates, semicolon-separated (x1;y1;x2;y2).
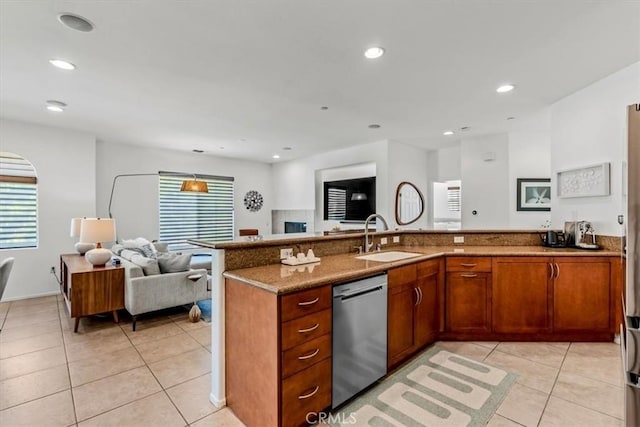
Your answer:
517;178;551;211
557;162;610;198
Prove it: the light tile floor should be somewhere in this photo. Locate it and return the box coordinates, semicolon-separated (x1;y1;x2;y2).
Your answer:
0;296;624;426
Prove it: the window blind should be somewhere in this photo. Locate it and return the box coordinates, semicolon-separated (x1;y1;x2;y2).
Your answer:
447;186;461;212
159;172;234;250
327;187;347;220
0;152;38;249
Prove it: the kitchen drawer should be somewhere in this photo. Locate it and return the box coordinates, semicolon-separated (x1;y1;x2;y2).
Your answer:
282;309;331;351
281;285;331;322
282;358;331;427
446;256;492;272
282;334;331;379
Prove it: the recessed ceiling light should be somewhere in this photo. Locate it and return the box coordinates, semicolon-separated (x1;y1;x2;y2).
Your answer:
443;131;454;136
368;124;381;129
49;59;76;70
496;84;515;93
58;13;95;32
364;47;385;59
272;154;280;159
45;100;67;112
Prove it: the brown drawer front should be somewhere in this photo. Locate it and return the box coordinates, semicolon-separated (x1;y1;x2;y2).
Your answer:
388;264;417;288
282;309;331;351
282;334;331;379
282;358;331;427
281;286;331;322
446;257;492;272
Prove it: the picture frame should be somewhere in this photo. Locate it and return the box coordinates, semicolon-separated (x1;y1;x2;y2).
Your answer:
556;162;610;198
517;178;551;211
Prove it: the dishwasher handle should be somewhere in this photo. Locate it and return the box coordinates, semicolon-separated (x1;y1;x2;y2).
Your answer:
335;284;385;301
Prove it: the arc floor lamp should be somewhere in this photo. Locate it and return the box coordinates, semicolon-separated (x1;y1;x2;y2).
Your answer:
107;171;209;219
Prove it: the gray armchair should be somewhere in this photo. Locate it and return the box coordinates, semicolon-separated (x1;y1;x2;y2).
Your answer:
0;257;15;330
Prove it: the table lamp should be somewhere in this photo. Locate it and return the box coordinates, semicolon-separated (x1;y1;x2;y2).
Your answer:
70;218;96;254
79;218;116;266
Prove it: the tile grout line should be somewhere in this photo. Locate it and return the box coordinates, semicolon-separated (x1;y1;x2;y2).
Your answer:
59;294;80;426
535;342;571;427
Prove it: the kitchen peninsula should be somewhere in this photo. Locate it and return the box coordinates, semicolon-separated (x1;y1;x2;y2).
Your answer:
190;230;624;427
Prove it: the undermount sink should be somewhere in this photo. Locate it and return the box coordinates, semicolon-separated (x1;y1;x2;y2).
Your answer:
356;251;422;262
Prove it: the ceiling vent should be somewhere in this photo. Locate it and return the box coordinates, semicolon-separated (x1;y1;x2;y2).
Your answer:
58;13;95;32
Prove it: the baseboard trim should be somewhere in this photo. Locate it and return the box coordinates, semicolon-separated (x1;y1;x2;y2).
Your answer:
209;393;226;408
1;290;60;303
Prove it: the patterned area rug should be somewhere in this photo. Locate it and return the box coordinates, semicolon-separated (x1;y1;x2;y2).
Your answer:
330;346;517;426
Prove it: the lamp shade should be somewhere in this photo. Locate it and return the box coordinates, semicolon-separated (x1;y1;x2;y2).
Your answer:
180;179;208;193
79;218;116;244
70;218;83;237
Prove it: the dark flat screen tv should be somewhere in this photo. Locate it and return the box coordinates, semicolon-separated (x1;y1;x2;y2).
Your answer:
323;177;376;222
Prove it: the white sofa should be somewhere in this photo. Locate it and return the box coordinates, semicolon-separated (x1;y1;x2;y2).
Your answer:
112;239;208;331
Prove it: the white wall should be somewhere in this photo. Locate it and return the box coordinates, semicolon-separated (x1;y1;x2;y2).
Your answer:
387;140;429;229
460;134;510;228
508;130;552;228
0;119;96;301
550;61;639;236
96;141;273;240
272;140;390;231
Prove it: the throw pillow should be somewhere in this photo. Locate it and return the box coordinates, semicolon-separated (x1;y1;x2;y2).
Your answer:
157;253;192;273
119;249;140;262
152;241;169;253
130;254;161;276
110;244;125;255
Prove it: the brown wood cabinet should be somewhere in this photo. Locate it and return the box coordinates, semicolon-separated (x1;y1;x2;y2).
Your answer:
387;258;443;368
492;257;552;334
553;257;612;332
492;256;617;338
60;254;124;333
445;257;492;334
226;279;331;427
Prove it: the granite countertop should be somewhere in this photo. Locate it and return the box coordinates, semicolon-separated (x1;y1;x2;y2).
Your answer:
223;245;622;295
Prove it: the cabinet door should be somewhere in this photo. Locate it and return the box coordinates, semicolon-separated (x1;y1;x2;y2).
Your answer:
415;260;441;347
387;283;416;367
492;257;552;334
553;257;611;332
446;272;491;333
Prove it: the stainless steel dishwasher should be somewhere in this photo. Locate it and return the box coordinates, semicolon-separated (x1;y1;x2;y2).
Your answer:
332;274;387;408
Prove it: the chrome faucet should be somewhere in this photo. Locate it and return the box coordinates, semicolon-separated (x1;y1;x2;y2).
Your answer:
364;214;389;252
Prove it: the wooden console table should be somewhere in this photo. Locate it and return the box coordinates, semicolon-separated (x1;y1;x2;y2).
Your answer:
60;254;125;332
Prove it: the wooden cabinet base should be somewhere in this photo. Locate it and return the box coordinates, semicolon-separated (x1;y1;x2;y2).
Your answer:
439;332;614;342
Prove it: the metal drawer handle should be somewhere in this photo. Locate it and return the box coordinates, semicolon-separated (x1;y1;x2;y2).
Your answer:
555;263;560;279
549;263;555;280
460;263;477;267
297;297;319;306
298;385;319;400
418;287;423;305
298;323;319;333
460;273;477;278
298;348;320;360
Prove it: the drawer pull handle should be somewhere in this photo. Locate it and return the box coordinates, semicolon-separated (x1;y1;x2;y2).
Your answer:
298;348;320;360
555;263;560;279
298;297;319;306
298;386;319;400
549;263;554;280
460;273;477;278
298;323;319;333
460;263;477;267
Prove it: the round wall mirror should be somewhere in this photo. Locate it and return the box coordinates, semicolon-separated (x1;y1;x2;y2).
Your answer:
395;181;425;225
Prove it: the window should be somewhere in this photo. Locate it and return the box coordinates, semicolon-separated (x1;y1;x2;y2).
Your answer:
158;172;234;250
447;185;461;212
0;152;38;249
326;187;347;220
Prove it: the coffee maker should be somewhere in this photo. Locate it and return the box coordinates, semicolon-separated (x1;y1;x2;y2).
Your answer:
564;221;598;249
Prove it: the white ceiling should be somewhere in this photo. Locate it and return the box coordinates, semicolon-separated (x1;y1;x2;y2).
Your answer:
1;1;639;163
